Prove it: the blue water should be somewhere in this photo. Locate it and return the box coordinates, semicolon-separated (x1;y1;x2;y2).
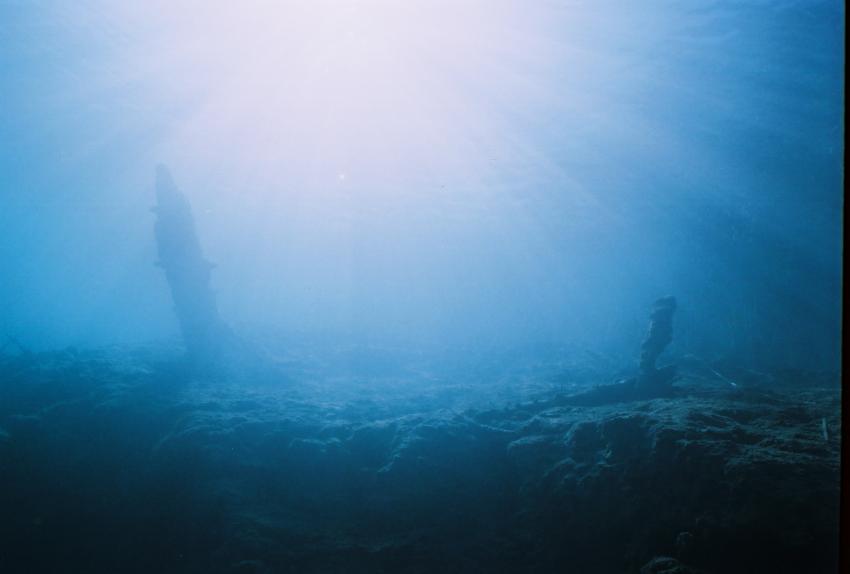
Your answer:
0;2;843;573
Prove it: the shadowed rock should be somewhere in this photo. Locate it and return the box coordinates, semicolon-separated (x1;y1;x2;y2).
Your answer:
153;165;230;362
563;297;678;406
636;296;678;394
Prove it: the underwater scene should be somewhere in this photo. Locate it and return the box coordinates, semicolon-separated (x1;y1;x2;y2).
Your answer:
0;2;844;573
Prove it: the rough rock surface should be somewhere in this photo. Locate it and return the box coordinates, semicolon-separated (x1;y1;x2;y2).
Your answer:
0;348;840;573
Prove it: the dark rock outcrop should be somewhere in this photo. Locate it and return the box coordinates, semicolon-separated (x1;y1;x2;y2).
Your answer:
637;296;678;394
561;297;679;406
0;348;840;573
153;165;230;362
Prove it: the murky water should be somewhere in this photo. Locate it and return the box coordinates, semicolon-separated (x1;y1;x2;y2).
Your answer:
0;2;843;572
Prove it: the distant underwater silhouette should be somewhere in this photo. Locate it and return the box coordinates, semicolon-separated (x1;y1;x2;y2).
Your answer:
563;296;679;406
153;165;232;364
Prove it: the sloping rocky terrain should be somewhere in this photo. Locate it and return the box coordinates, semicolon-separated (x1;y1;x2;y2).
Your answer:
0;347;840;573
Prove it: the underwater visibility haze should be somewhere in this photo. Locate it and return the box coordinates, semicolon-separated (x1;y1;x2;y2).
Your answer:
0;1;844;573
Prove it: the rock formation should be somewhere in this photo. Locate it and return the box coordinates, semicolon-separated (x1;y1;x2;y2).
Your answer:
565;296;679;405
152;165;229;362
636;296;678;394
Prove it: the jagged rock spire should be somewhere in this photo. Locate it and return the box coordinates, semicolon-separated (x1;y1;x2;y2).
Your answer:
637;296;677;393
153;165;227;361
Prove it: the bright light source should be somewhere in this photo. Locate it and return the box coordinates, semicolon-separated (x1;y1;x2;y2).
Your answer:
82;1;615;205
